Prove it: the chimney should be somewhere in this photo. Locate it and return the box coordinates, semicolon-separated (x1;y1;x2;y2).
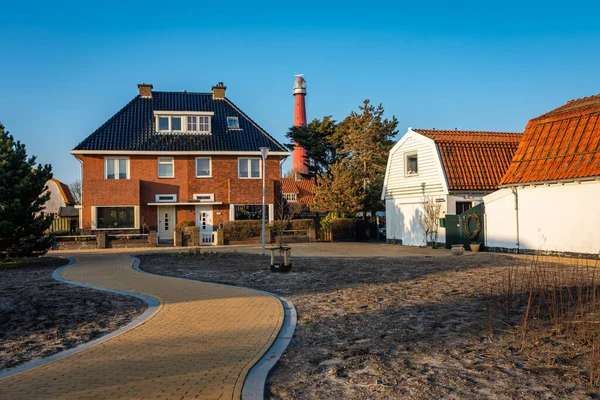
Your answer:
137;83;153;98
212;82;226;99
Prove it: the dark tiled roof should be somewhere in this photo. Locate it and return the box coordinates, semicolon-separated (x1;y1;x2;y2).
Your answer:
501;94;600;185
414;129;522;191
73;92;287;153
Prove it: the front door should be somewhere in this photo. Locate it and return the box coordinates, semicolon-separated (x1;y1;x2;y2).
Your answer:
196;205;213;245
158;206;175;241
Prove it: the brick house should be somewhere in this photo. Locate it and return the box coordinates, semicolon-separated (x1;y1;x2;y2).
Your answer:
71;83;289;243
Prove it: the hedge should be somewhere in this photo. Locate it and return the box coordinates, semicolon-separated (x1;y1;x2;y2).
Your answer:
222;220;263;242
329;218;355;242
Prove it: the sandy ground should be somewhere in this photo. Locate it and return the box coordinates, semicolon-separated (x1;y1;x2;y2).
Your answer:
0;257;146;370
139;250;600;400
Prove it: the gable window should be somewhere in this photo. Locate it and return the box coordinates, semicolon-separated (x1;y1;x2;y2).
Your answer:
227;116;240;129
238;158;261;179
283;193;297;202
105;158;129;179
195;157;212;178
406;152;418;175
158;157;174;178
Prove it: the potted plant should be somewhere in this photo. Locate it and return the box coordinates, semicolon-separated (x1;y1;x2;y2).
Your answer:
470;242;481;252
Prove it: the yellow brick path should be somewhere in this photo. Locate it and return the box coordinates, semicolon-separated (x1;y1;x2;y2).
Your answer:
0;253;283;400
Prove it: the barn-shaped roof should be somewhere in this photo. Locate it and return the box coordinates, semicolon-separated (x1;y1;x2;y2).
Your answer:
500;94;600;185
281;178;315;203
413;129;522;191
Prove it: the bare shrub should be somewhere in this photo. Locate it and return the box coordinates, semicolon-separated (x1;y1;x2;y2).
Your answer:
487;255;600;386
419;196;441;248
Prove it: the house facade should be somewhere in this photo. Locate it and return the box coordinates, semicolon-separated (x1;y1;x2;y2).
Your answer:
381;128;521;246
484;94;600;256
71;83;289;243
43;178;79;232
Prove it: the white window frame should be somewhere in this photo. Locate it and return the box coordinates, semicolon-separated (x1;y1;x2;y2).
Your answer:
193;193;215;202
195;157;212;178
283;193;298;202
227;116;240;129
158;157;174;178
238;157;262;179
91;205;140;230
405;151;419;176
154;111;213;134
104;157;130;180
155;194;178;203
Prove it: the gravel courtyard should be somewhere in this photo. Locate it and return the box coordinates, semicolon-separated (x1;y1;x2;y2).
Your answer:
139;250;600;400
0;257;146;370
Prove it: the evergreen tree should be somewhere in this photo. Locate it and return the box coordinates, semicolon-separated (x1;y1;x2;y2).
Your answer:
285;116;341;179
312;159;364;216
336;100;398;216
0;123;54;257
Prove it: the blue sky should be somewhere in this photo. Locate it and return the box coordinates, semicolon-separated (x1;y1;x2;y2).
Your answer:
1;1;599;183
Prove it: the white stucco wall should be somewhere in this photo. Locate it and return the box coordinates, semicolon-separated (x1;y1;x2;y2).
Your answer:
43;180;67;213
484;181;600;255
382;129;449;246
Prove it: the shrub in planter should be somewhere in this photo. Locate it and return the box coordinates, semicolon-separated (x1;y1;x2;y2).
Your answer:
177;220;195;229
223;220;262;242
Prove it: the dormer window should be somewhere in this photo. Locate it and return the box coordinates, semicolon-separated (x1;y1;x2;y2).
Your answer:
227;117;240;129
155;111;213;134
405;152;418;176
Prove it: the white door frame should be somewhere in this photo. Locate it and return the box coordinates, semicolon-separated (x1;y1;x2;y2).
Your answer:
195;205;214;245
157;205;176;241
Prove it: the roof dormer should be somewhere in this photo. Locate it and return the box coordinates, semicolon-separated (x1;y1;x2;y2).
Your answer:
154;111;214;135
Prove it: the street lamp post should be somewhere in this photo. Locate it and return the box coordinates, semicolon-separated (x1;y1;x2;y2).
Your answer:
259;147;270;256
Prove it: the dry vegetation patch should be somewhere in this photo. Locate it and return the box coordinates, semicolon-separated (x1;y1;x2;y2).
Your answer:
139;251;600;399
0;257;146;370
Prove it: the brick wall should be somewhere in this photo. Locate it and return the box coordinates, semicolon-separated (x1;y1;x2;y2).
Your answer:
77;154;282;230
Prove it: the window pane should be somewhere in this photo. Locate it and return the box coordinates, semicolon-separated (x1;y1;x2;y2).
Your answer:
250;159;260;178
187;116;197;131
106;159;115;179
234;205;267;220
97;207;134;229
171;117;182;131
199;116;210;132
239;159;248;177
227;117;239;129
196;158;210;176
158;117;169;131
159;163;173;177
118;159;128;179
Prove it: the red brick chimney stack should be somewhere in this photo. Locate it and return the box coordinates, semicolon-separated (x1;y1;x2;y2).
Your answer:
212;82;227;99
137;83;153;98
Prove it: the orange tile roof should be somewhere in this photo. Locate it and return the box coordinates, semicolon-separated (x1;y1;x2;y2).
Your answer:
281;178;315;203
51;178;76;205
500;94;600;185
414;129;522;191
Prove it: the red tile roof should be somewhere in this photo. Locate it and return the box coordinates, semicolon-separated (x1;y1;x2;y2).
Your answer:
52;178;76;205
281;178;315;203
414;129;522;191
500;94;600;185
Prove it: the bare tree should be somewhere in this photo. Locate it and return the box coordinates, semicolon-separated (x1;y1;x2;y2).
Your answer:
273;200;305;246
419;196;441;248
69;179;82;205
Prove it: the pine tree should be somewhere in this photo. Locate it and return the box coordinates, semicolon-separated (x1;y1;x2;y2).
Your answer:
336;100;398;216
285;116;341;179
0;123;54;257
312;159;364;216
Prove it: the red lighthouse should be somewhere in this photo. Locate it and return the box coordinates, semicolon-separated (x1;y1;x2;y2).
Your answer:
292;75;308;179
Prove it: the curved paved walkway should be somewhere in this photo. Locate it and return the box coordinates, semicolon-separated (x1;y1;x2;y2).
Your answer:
0;254;284;400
